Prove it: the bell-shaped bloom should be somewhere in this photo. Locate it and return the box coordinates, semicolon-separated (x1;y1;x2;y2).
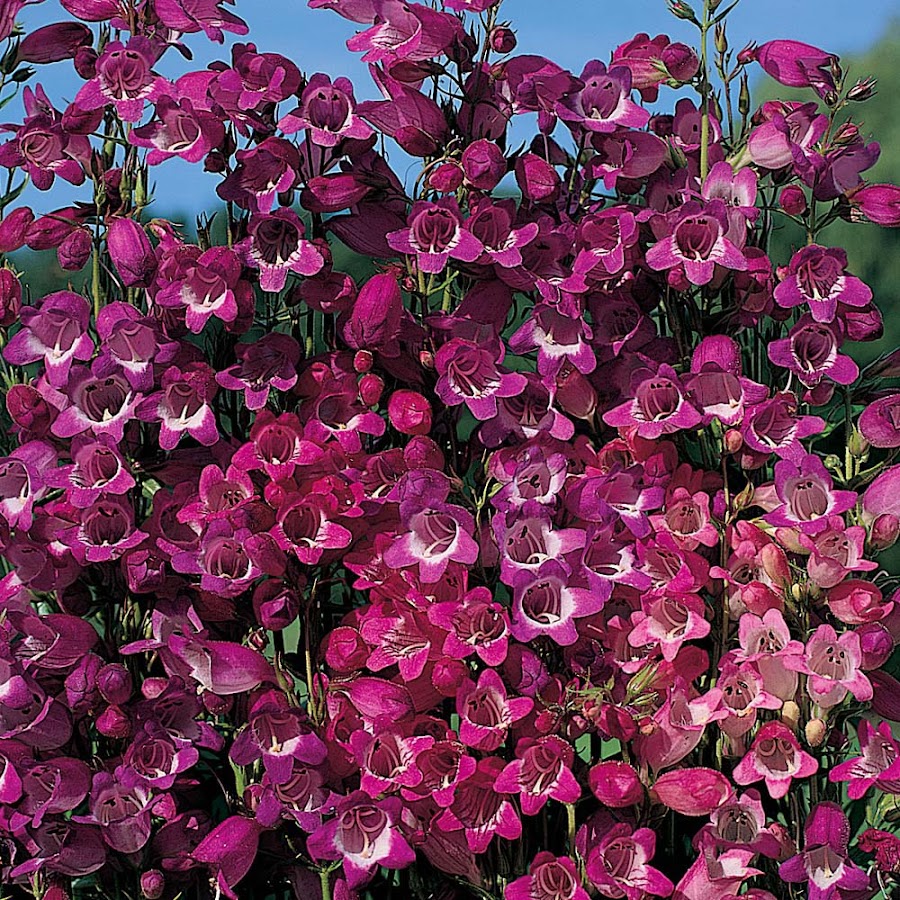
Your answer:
764;454;856;535
779;803;871;900
350;724;434;796
0;440;57;530
428;586;510;666
218;138;300;214
123;722;200;790
695;789;783;858
509;300;595;379
801;520;876;589
437;756;522;854
715;660;781;738
557;61;649;134
646;200;747;286
829;719;900;799
58;496;146;564
307;792;415;890
768;317;858;387
435;337;527;422
137;363;219;450
216;333;301;409
585;823;674;900
192;816;262;900
456;668;532;752
628;592;711;662
733;721;818;799
153;0;249;42
733;608;805;701
494;736;580;815
232;410;323;481
604;364;702;438
74;37;171;122
237;208;325;293
77;770;152;854
754;40;838;96
3;291;93;388
652;767;733;816
860;393;900;448
851;183;900;227
506;853;591;900
279;73;372;146
784;624;872;708
388;198;484;274
51;366;141;445
774;245;871;323
686;335;765;427
230;690;327;784
739;392;825;467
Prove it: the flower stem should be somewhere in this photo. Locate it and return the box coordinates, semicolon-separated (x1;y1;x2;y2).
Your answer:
699;0;712;182
320;869;332;900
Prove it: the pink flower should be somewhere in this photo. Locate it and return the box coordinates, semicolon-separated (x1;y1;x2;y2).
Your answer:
494;736;580;815
456;668;532;752
829;719;900;799
506;853;590;900
733;721;818;799
388;198;484;274
753;40;838;97
585;823;674;900
604;364;703;438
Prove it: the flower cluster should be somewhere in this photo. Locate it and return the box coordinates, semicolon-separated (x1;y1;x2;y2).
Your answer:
0;1;898;899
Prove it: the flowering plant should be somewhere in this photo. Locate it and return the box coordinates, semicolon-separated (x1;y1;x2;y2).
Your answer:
0;1;899;899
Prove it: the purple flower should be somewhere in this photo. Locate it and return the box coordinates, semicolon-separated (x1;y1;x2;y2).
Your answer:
216;332;301;409
604;364;703;438
506;853;591;900
123;721;200;789
859;393;900;448
345;2;457;63
768;316;858;387
74;37;171;122
739;392;825;467
829;719;900;799
272;491;353;565
456;668;532;752
494;735;580;815
231;410;324;481
733;721;818;799
238;208;325;292
764;454;857;535
8;819;106;879
585;823;674;900
646;200;748;286
779;803;871;900
307;791;416;890
748;99;828;171
59;496;146;564
509;298;595;379
754;40;838;96
465;197;539;269
628;592;711;661
137;363;219;450
153;0;249;42
192;816;262;900
130;77;225;165
784;624;873;707
428;586;510;666
43;435;134;508
388;198;484;274
0;441;56;530
434;337;527;421
774;245;872;323
3;291;93;388
51;366;141;444
217;137;300;214
279;73;372;146
230;690;327;784
156;246;251;332
557;61;650;134
78;769;152;854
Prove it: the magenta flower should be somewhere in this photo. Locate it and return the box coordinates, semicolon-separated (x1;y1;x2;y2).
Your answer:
697;789;783;858
754;40;838;96
388;199;484;274
465;198;539;269
456;668;533;752
153;0;249;42
74;37;171;122
494;736;580;815
733;721;818;799
585;823;674;900
859;393;900;448
784;624;873;708
749;99;828;171
557;61;650;134
437;756;522;853
51;366;140;444
192;816;262;900
434;337;527;421
123;722;200;790
238;208;325;293
510;562;605;646
307;791;416;890
506;853;591;900
230;690;327;784
767;316;858;387
739;391;825;467
3;291;93;388
0;440;56;530
345;2;456;63
715;660;781;738
279;73;372;146
764;454;857;535
231;411;324;481
216;333;301;409
272;492;353;565
628;592;711;662
779;803;870;900
138;363;219;450
509;300;596;379
801;519;876;589
44;435;133;508
829;719;900;799
217;138;300;214
774;245;872;323
350;724;434;796
646;200;748;286
851;182;900;227
604;364;702;438
428;586;510;666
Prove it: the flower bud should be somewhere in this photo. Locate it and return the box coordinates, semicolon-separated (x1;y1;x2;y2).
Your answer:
73;44;98;79
662;42;699;82
18;22;93;64
253;580;301;631
140;870;165;900
871;514;900;551
667;0;697;22
714;23;727;54
0;268;21;327
848;77;877;101
738;72;751;115
419;349;435;369
0;206;33;253
57;227;92;271
462;139;507;191
490;25;517;54
849;427;869;459
589;760;644;807
432;658;469;696
353;349;374;373
514;152;560;203
202;692;232;715
428;161;464;193
388;389;433;435
805;717;827;747
97;663;133;706
851;183;900;227
857;623;893;670
724;428;744;454
107;217;157;288
779;185;808;216
833;121;860;146
358;372;384;407
325;626;369;674
781;700;800;730
96;705;131;739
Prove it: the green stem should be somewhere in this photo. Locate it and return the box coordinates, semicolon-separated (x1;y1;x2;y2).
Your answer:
92;236;103;322
699;0;712;182
320;869;332;900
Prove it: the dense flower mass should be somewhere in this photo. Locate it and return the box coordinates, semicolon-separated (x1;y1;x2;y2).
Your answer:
0;1;897;899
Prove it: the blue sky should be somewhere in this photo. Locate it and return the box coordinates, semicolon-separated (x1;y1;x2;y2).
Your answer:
11;0;900;213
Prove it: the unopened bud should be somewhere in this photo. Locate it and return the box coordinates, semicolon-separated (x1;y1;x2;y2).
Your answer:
141;870;165;900
823;90;840;108
871;514;900;551
353;349;374;373
779;185;808;216
781;700;800;731
358;372;385;407
724;429;743;454
849;427;869;459
823;454;843;472
489;25;517;54
738;72;751;116
419;350;435;369
805;717;827;747
96;705;131;739
833;121;860;146
848;77;877;102
714;23;727;54
667;0;697;22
